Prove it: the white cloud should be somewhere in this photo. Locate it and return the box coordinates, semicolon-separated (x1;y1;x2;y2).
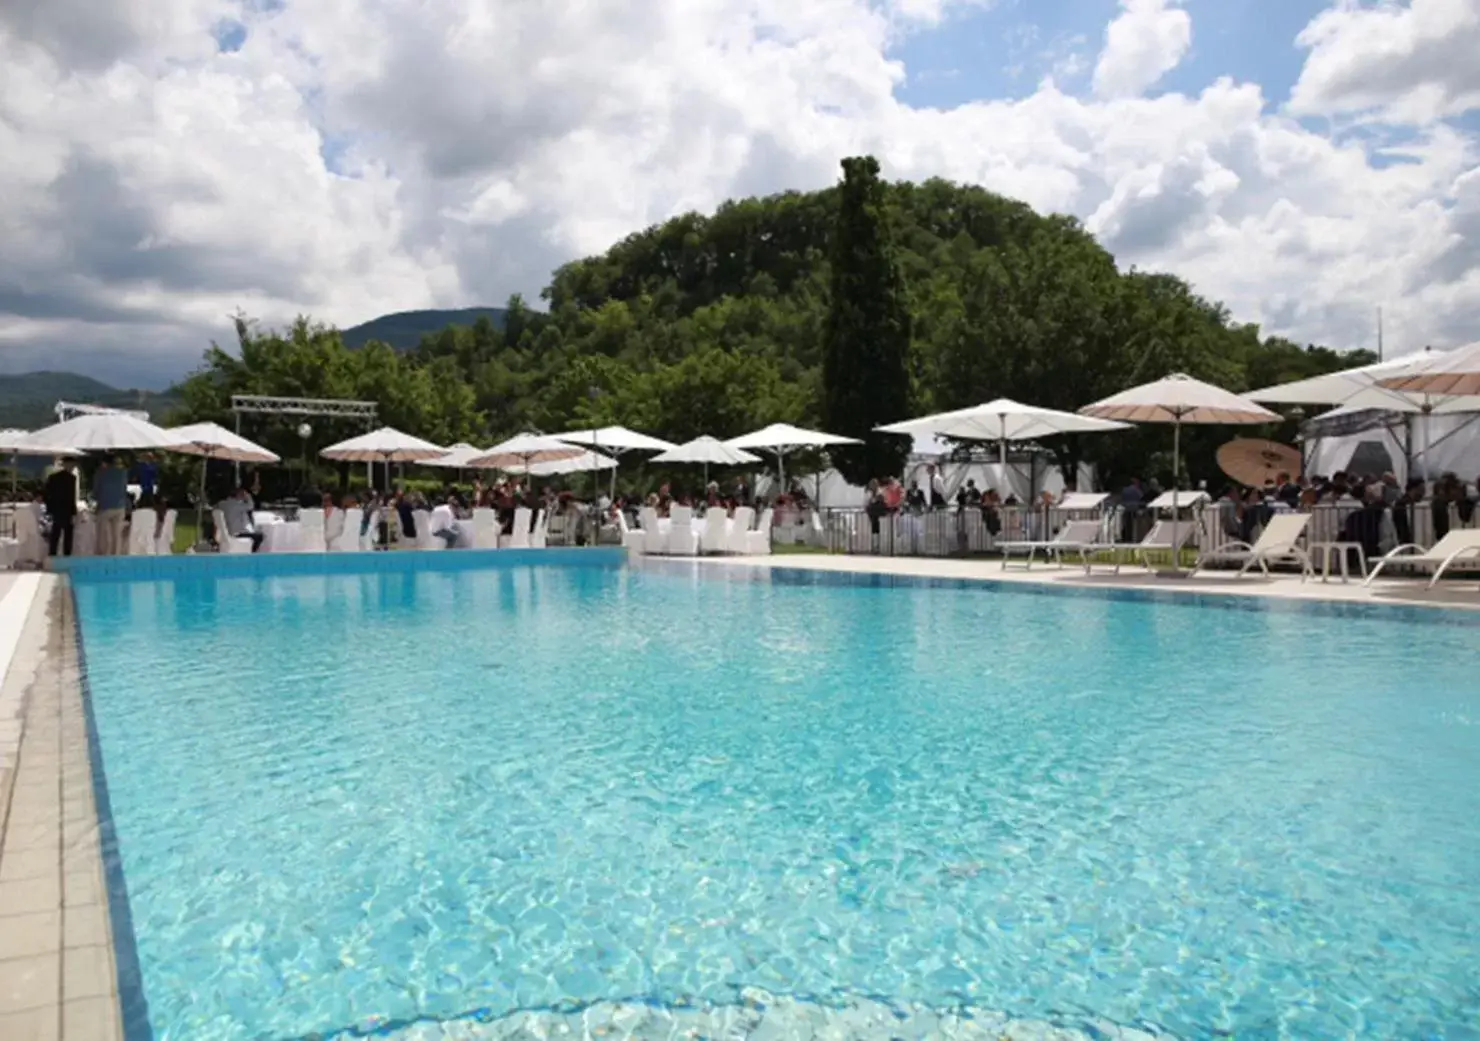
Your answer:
1290;0;1480;124
1091;0;1192;100
0;0;1477;388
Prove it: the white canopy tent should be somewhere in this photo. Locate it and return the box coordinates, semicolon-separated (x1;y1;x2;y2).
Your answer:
1251;350;1480;477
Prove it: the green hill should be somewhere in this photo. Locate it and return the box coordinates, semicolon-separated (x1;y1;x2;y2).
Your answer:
0;371;181;430
340;308;507;351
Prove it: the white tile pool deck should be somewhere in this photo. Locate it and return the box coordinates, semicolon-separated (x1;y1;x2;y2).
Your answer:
0;552;1474;1039
701;551;1480;611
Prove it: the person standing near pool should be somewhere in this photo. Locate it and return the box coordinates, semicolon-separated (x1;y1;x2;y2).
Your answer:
44;458;79;557
93;456;129;555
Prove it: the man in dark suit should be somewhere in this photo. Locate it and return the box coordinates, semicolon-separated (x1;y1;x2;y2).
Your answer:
43;459;79;557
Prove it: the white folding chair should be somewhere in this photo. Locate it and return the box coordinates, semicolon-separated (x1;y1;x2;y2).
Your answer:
213;509;254;554
126;514;155;556
641;507;666;555
297;508;326;552
328;508;362;552
728;506;755;554
154;510;177;555
668;506;700;555
501;507;532;549
699;507;729;555
529;509;548;548
471;508;500;549
745;508;774;555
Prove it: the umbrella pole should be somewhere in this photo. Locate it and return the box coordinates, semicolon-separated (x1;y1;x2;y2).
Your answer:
196;455;209;551
777;450;785;497
9;452;16;498
1169;418;1182;576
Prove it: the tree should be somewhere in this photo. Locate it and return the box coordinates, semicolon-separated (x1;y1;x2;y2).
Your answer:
821;156;914;484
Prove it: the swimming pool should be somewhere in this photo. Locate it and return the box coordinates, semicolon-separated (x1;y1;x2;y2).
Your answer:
71;559;1480;1040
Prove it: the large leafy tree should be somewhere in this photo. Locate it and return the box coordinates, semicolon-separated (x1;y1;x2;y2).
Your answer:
170;166;1371;495
820;156;914;484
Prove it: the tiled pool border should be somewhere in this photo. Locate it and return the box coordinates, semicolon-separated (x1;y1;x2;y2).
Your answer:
0;576;127;1041
50;546;627;584
659;554;1480;622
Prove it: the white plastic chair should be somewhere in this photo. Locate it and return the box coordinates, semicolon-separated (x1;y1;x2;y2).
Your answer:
641;507;666;555
471;508;499;549
297;508;326;552
328;508;362;552
213;509;254;554
14;504;44;565
699;507;729;555
126;514;155;556
668;506;700;555
501;507;532;549
359;508;380;551
413;509;441;550
619;511;645;554
728;506;755;554
529;509;548;548
154;510;176;555
746;508;774;555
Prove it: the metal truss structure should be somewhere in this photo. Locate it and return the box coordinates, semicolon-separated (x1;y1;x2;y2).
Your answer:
54;401;151;422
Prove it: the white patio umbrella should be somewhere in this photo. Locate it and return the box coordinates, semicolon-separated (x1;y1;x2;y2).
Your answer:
467;432;585;472
0;429;84;497
321;426;446;490
877;397;1130;468
527;449;619;476
651;436;762;486
167;422;282;540
726;422;861;490
552;425;678;498
1378;340;1480;398
22;412;183;452
423;442;488;470
1080;373;1279;574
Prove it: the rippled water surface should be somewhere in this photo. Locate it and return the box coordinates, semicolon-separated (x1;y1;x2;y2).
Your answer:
72;562;1480;1041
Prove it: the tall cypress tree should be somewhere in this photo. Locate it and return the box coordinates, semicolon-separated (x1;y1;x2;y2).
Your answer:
821;156;913;485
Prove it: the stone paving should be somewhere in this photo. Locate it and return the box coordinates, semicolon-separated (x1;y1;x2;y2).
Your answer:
699;551;1480;612
0;577;125;1041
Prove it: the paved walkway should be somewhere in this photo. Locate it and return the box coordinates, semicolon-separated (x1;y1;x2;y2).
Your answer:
701;552;1480;612
0;575;124;1040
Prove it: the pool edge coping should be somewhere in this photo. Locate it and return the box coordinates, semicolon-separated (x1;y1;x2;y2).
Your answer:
0;573;130;1040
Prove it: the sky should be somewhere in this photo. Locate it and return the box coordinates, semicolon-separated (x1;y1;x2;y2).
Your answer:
1;0;1477;390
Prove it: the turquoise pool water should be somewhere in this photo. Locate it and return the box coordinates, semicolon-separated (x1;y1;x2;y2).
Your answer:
72;562;1480;1041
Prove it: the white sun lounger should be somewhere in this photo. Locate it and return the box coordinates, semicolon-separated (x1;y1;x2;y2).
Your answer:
1088;519;1196;574
1189;512;1313;578
999;519;1103;570
1365;529;1480;588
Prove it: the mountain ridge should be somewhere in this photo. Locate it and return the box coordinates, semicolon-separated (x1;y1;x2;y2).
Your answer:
0;307;509;428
